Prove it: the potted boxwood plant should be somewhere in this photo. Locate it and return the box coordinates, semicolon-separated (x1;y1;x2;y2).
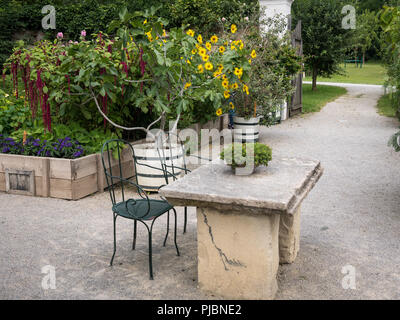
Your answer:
220;142;272;175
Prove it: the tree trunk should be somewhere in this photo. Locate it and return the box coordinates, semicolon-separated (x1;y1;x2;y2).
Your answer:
312;65;318;91
362;52;365;65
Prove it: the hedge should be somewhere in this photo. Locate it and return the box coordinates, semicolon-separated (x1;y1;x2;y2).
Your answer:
0;0;258;67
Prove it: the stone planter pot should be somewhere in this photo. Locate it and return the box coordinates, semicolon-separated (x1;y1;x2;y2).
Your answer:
233;116;261;143
132;143;183;192
228;164;256;176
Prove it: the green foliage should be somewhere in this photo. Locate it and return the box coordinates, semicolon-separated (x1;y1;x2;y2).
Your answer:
378;4;400;151
347;10;379;62
245;12;302;123
0;89;34;134
0;0;257;67
292;0;351;90
220;142;272;169
377;93;399;118
167;0;257;35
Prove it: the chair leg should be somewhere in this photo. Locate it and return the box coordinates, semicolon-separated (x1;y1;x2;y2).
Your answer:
183;207;188;234
132;220;137;250
148;230;154;280
110;213;117;266
163;211;170;247
173;208;180;256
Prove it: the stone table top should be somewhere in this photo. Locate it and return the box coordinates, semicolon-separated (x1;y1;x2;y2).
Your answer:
160;157;323;216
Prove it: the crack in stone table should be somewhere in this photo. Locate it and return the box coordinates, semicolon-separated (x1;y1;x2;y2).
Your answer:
160;157;323;300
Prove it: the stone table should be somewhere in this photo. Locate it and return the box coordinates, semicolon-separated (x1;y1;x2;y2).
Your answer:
160;157;323;300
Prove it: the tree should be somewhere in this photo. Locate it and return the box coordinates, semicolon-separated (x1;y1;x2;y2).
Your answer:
347;10;378;64
292;0;350;90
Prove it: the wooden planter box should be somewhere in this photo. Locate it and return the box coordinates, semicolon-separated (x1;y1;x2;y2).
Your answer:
0;149;134;200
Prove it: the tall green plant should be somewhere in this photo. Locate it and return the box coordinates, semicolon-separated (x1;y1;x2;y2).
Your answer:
292;0;350;91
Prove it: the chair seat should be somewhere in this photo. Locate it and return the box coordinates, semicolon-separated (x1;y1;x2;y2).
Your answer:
113;199;173;220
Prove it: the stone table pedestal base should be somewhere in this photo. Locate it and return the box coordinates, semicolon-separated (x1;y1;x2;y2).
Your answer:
160;158;323;300
197;207;280;300
279;206;301;264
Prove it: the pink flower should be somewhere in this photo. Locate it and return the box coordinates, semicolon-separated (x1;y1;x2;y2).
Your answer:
57;32;63;39
221;17;226;22
81;30;86;37
244;17;249;22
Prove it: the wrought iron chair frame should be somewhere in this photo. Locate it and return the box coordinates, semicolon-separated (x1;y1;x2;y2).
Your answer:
101;139;179;280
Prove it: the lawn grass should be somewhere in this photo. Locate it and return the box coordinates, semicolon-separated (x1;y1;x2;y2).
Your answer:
304;61;386;85
377;94;398;118
302;84;347;113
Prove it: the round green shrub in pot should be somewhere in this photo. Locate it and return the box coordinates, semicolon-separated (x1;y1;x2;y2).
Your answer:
220;142;272;174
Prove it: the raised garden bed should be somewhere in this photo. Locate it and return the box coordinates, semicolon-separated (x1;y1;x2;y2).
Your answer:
0;148;133;200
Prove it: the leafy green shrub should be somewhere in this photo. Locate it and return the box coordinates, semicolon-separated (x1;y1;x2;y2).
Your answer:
220;142;272;169
0;89;33;134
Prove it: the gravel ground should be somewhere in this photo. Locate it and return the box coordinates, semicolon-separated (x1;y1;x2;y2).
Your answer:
0;83;399;300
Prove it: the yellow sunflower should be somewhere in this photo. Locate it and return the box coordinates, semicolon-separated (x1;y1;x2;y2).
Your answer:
234;67;243;78
197;34;203;44
206;42;212;51
205;62;213;70
219;46;226;54
224;91;230;99
198;47;206;56
251;49;257;59
232;82;239;89
222;80;229;89
210;35;218;43
197;64;204;73
192;48;197;55
184;82;192;90
229;102;235;110
231;24;237;34
202;54;210;62
186;29;195;37
216;108;223;116
243;84;249;95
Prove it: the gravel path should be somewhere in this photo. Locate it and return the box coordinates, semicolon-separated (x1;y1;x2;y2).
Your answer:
0;83;399;300
263;83;400;299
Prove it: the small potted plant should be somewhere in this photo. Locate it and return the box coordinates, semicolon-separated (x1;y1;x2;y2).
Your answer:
220;142;272;175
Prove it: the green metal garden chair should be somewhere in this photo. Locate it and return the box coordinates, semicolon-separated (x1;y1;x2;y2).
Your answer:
155;132;212;234
101;139;179;280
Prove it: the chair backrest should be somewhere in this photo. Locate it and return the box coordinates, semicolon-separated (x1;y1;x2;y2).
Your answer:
101;139;146;206
155;132;188;185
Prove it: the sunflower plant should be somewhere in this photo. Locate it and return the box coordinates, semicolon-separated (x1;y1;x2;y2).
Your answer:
184;21;257;119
